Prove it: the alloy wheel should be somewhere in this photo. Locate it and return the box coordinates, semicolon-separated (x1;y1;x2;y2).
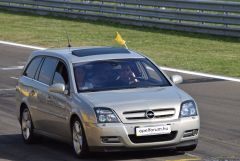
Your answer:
21;108;32;140
73;120;83;155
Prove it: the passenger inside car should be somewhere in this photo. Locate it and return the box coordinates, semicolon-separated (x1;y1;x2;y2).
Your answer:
74;67;93;90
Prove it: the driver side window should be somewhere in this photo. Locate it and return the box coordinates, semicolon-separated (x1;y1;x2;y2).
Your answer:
52;61;69;89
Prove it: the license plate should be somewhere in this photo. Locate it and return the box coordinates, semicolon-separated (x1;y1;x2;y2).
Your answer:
136;125;171;136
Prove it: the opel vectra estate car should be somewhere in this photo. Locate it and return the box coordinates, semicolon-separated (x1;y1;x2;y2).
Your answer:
16;47;200;157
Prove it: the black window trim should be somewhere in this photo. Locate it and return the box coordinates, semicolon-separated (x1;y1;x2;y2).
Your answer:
35;56;45;82
34;57;45;80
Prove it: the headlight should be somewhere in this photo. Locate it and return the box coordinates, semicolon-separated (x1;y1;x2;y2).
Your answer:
94;107;120;123
180;100;197;118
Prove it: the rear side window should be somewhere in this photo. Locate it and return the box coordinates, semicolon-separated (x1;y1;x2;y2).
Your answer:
38;57;58;85
24;57;42;79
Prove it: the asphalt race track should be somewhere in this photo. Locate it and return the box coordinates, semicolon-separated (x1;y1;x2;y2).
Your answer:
0;43;240;161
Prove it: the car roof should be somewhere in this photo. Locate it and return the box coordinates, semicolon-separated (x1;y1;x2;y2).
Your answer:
31;46;145;63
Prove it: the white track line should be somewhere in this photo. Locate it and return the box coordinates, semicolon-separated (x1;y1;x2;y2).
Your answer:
0;40;240;83
10;76;19;80
161;67;240;83
185;152;201;158
0;88;15;91
0;40;45;50
0;66;24;70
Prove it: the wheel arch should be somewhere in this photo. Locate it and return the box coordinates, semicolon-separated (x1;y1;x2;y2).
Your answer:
69;113;88;139
70;113;81;129
19;102;28;123
19;102;35;129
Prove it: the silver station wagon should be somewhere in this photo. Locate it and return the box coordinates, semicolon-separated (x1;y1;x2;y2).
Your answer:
16;47;200;157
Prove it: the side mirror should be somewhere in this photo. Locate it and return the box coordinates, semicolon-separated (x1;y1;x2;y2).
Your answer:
49;83;65;94
170;75;183;84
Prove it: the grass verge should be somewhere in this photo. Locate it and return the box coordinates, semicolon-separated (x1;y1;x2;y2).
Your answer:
0;10;240;77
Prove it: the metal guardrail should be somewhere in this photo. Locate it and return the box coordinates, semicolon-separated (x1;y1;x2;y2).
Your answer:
0;0;240;37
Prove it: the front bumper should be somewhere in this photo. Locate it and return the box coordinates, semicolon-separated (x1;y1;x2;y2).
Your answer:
84;116;200;152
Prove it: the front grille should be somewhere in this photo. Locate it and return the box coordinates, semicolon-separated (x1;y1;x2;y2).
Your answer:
128;131;177;143
123;108;175;120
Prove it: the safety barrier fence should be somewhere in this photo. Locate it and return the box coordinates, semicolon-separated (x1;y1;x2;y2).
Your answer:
0;0;240;37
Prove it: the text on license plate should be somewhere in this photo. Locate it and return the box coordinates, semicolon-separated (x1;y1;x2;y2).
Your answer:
136;125;171;136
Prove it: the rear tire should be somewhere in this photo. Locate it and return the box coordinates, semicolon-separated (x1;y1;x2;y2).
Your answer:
177;144;197;151
72;117;88;158
20;108;35;144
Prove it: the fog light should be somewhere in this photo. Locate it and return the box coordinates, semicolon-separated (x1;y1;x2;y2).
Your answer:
101;137;121;143
183;129;198;137
192;129;198;135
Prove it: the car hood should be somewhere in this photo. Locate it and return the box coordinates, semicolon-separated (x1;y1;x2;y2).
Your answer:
80;86;188;123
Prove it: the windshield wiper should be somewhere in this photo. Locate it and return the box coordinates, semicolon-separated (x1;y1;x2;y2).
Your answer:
79;86;138;92
79;84;169;92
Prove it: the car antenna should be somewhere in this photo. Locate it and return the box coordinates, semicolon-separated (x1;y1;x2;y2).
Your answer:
64;27;72;48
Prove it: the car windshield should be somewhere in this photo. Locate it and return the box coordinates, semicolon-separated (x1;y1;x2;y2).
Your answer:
73;58;171;92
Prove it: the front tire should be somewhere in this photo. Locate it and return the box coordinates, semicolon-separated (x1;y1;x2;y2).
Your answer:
21;108;35;144
72;118;88;158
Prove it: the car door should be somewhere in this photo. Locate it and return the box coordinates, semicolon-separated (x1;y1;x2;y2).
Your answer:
32;56;59;133
18;56;44;124
46;60;71;138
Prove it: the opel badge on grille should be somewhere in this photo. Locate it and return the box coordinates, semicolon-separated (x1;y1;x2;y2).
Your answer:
146;110;155;119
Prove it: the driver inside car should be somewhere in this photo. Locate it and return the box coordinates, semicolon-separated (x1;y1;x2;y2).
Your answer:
116;64;138;86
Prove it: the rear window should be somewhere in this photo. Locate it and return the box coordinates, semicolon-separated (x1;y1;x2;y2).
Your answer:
38;57;58;85
24;57;42;79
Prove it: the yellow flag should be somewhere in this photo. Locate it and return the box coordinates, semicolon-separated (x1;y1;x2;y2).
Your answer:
115;32;126;46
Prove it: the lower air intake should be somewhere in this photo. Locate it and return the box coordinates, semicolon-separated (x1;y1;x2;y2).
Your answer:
128;131;177;143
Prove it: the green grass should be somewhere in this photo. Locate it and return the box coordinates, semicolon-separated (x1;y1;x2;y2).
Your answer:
1;10;240;77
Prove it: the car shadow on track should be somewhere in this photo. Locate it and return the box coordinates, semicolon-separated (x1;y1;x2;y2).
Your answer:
0;134;185;161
